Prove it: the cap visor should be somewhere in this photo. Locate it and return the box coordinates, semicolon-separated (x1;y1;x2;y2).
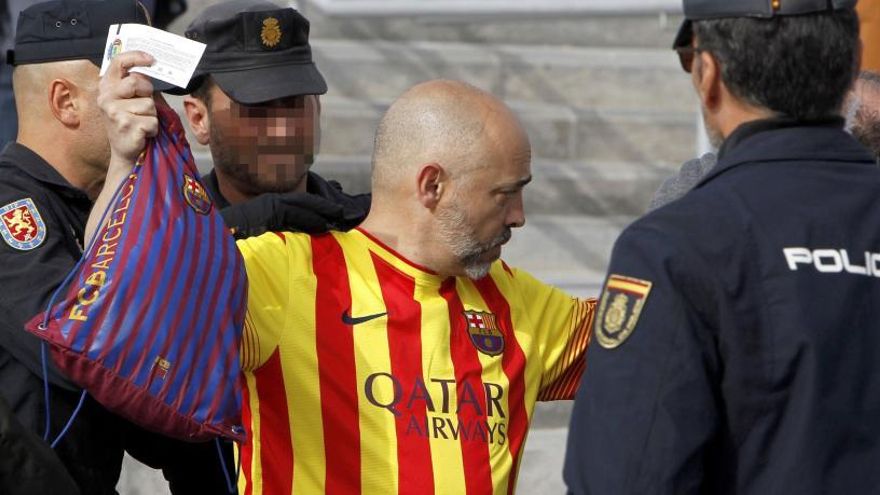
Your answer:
672;20;693;49
211;62;328;105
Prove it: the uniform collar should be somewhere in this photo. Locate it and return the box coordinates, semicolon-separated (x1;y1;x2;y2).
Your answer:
202;169;231;210
203;168;369;230
0;142;90;200
697;116;874;187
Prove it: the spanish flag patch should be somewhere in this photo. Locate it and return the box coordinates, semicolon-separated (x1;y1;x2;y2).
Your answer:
595;274;652;349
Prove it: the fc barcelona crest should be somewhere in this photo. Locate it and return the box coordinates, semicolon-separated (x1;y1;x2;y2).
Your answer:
182;174;213;215
0;198;46;251
596;274;652;349
464;310;504;356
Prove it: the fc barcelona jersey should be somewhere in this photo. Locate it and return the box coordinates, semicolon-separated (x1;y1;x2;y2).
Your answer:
236;228;595;495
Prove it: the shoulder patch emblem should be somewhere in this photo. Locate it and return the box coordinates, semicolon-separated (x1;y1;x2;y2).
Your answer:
464;310;504;356
0;198;46;251
182;174;213;215
260;17;282;48
595;274;652;349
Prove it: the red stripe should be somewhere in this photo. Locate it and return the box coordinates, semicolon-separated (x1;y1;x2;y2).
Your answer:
371;253;435;494
312;234;361;494
99;149;179;367
472;276;529;495
240;372;255;495
440;279;494;495
166;208;227;407
182;227;241;417
127;183;202;382
253;349;294;495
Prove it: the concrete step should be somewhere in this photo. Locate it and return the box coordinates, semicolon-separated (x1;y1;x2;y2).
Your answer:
303;6;684;50
169;1;684;49
308;153;679;215
189;149;678;218
318;96;697;165
312;39;697;113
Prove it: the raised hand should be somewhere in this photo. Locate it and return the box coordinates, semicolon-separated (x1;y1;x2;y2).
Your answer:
97;50;158;167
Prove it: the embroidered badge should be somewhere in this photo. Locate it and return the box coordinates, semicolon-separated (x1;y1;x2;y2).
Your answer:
0;198;46;251
260;17;282;48
182;174;213;215
595;274;653;349
464;310;504;356
153;356;171;380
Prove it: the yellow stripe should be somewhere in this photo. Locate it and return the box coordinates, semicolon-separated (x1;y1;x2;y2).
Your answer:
280;235;326;494
457;277;515;495
416;282;467;495
336;233;400;494
241;371;264;495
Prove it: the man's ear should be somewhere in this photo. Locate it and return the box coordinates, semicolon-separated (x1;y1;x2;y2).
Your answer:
48;78;79;127
183;96;211;145
416;162;445;209
695;50;722;112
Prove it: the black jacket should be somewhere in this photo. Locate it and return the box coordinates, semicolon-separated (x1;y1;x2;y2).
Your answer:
0;395;79;494
0;143;88;390
565;119;880;494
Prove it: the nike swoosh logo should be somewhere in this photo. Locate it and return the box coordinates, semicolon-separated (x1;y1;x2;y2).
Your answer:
341;310;387;326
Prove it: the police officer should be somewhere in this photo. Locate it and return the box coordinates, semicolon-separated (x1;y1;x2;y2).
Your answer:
564;1;880;493
0;1;234;493
173;0;370;238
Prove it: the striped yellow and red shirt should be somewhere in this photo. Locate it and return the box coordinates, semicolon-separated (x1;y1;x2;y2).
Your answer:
236;228;595;495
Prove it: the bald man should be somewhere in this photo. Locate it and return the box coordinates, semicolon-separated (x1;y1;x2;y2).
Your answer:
0;2;237;494
95;51;597;494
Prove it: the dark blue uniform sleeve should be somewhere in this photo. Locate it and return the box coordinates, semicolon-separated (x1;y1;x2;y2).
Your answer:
564;223;722;494
0;184;81;390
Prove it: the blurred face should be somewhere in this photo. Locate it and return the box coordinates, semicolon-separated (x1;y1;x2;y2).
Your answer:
435;125;531;279
207;86;320;195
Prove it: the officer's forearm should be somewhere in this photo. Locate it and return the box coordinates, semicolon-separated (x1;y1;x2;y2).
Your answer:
85;155;136;244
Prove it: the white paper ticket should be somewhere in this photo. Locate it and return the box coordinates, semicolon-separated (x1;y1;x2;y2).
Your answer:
99;23;206;89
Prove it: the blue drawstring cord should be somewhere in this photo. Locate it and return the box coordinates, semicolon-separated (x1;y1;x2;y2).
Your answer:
38;174;132;446
40;342;50;441
50;390;87;449
215;438;237;494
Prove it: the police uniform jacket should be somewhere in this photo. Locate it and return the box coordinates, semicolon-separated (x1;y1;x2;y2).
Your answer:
564;118;880;494
0;143;87;391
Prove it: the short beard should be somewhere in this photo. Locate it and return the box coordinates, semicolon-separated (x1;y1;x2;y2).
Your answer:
702;108;725;149
850;109;880;162
436;202;512;280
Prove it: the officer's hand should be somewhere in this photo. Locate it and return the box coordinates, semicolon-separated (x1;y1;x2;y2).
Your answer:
97;51;157;166
221;192;346;239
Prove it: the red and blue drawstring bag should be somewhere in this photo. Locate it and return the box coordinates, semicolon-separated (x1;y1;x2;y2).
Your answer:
26;98;247;444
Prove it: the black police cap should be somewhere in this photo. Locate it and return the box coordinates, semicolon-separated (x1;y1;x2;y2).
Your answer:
673;0;858;48
8;0;149;66
170;0;327;104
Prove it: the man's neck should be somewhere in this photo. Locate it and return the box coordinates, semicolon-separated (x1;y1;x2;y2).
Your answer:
359;209;449;276
17;135;104;200
715;99;776;142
